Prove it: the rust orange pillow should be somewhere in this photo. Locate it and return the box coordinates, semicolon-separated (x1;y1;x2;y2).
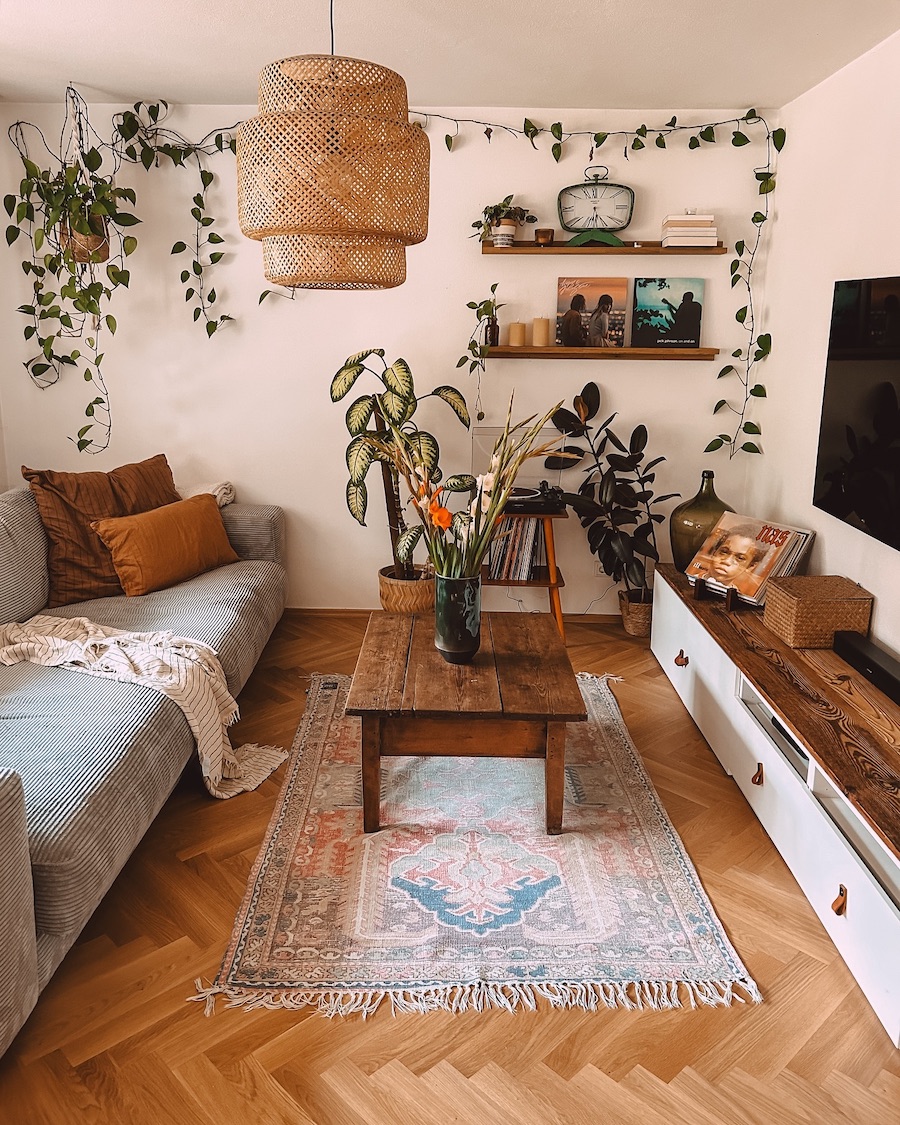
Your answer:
22;453;182;606
91;493;239;596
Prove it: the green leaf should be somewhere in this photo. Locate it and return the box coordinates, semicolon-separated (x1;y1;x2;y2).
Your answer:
6;225;20;245
259;290;272;304
431;385;470;427
383;357;414;398
523;118;540;148
407;430;440;474
84;147;103;173
200;169;214;189
140;145;155;170
730;259;740;275
330;362;365;402
758;177;776;195
346;480;367;525
123;235;138;256
773;127;786;152
655;134;666;148
207;231;224;244
736;306;748;324
395;525;423;562
345;394;376;435
105;314;116;334
551;121;563;140
379;387;414;425
193;307;202;321
665;116;677;128
743;421;761;434
112;212;141;226
206;320;217;337
185;288;194;300
755;332;772;355
551;142;562;162
751;211;767;225
33;227;44;252
732;131;750;146
192;260;201;276
209;251;224;264
171;241;187;254
444;134;453;151
713;399;728;413
750;384;767;397
688;136;700;150
717;364;736;379
443;473;477;492
735;239;745;256
700;126;716;143
741;442;762;454
593;132;608;147
631;137;645;150
744;108;759;121
347;434;375;484
704;438;724;452
4;193;16;216
181;270;190;283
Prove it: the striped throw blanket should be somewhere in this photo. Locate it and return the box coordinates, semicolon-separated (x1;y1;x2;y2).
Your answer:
0;615;287;799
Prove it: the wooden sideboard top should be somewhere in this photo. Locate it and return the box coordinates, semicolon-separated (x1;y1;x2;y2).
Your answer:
657;564;900;862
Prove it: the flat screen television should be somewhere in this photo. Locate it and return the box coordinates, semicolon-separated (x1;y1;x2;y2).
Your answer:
812;276;900;550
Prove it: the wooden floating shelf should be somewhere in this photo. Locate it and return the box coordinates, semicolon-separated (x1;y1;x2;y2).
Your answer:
482;240;728;255
482;566;565;590
488;346;720;361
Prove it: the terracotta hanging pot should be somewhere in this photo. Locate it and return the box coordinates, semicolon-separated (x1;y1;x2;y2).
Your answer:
60;215;110;263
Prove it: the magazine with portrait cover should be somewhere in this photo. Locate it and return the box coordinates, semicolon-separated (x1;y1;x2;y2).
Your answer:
684;511;815;605
556;277;628;347
631;277;705;348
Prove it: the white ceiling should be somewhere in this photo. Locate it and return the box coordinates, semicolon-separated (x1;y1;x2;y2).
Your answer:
2;0;900;109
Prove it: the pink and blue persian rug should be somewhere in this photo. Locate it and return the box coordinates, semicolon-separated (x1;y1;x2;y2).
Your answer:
195;673;760;1017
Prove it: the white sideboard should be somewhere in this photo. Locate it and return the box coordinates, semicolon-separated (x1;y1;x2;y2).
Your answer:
651;566;900;1046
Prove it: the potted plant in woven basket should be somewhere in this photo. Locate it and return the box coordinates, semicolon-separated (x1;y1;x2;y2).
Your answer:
470;195;538;243
546;381;678;636
330;349;470;612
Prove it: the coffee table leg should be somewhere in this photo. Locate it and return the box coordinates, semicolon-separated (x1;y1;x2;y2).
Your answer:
361;716;382;832
545;721;567;834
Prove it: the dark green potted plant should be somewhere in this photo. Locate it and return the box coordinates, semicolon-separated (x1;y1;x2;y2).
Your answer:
547;381;678;635
471;195;538;242
330;349;470;611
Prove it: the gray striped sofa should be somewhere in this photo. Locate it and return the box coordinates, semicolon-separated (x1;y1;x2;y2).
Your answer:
0;487;287;1056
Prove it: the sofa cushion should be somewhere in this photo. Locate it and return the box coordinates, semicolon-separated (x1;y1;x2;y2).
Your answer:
22;454;181;608
91;493;239;596
0;489;48;623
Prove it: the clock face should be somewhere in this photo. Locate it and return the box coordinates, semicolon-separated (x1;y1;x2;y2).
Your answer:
557;182;635;232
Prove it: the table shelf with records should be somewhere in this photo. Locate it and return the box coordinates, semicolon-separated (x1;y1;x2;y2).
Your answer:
482;510;568;639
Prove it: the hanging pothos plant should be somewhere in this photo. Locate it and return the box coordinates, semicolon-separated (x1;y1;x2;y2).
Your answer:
428;106;785;458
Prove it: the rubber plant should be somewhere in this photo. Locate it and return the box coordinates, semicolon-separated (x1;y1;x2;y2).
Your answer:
547;381;678;602
330;349;470;579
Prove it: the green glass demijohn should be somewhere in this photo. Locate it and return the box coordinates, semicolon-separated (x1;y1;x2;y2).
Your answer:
669;470;735;571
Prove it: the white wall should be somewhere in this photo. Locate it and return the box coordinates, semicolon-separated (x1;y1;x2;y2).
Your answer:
748;31;900;657
0;101;773;613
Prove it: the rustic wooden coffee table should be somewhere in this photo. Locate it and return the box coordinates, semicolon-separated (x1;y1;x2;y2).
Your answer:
346;611;587;834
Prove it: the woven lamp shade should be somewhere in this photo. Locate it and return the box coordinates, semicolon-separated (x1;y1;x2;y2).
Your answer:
237;55;429;289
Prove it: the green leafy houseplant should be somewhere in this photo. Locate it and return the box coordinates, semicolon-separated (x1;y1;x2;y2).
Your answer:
471;195;538;242
330;349;470;581
548;382;678;606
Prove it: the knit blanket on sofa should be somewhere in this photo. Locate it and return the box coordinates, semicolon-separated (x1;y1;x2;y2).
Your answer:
0;615;287;799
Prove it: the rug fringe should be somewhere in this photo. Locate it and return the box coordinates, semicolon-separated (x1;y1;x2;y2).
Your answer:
190;976;761;1018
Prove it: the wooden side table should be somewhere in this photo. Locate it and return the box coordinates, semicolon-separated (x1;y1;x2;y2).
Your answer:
482;510;568;639
346;611;587;834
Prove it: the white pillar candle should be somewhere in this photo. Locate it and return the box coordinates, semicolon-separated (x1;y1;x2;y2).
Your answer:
508;321;526;346
532;317;551;347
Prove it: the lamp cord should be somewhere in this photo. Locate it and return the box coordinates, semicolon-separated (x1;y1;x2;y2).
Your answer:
329;0;335;54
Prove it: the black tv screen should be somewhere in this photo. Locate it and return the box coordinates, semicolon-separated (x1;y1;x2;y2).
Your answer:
812;277;900;550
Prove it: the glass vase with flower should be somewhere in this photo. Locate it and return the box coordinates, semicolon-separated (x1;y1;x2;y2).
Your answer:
365;396;565;663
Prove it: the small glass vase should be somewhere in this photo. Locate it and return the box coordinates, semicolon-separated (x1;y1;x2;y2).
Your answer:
669;470;735;571
434;574;482;664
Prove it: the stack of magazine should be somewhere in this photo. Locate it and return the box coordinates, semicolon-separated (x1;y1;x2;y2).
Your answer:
487;518;540;581
684;512;814;606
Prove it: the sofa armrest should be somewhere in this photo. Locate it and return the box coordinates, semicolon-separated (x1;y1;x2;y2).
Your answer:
0;769;39;1056
220;503;285;567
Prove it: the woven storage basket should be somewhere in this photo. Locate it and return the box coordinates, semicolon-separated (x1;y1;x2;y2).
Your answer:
378;565;435;614
763;575;872;648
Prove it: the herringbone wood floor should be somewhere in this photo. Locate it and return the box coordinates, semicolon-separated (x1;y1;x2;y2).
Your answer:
2;609;899;1124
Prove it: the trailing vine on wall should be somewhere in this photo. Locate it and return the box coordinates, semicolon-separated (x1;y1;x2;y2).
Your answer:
418;107;786;458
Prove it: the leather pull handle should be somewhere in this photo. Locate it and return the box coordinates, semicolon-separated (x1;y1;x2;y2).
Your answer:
832;884;848;916
751;763;764;786
674;649;689;667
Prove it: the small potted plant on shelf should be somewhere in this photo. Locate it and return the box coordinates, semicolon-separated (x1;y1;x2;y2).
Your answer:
546;381;679;636
330;349;470;612
471;195;538;244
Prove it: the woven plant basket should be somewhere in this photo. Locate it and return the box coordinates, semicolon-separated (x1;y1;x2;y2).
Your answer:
763;575;873;648
60;219;109;263
237;55;429;289
378;565;435;614
618;590;652;637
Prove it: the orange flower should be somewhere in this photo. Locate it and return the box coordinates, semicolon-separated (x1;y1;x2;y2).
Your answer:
430;503;452;530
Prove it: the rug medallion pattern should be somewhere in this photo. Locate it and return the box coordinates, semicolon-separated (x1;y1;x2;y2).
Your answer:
196;673;760;1016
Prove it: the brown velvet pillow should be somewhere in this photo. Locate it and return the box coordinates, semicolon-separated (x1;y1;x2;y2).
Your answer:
22;454;181;607
91;493;239;596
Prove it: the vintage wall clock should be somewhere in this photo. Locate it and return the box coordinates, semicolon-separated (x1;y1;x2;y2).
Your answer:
557;166;635;246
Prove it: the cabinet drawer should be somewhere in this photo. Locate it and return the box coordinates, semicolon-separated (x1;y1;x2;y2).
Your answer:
729;700;900;1045
651;579;744;774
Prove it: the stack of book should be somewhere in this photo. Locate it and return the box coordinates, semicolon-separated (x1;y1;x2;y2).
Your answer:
684;511;815;606
661;214;718;248
487;517;540;581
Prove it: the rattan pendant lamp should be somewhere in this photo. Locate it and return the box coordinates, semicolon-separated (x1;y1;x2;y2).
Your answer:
237;23;429;290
